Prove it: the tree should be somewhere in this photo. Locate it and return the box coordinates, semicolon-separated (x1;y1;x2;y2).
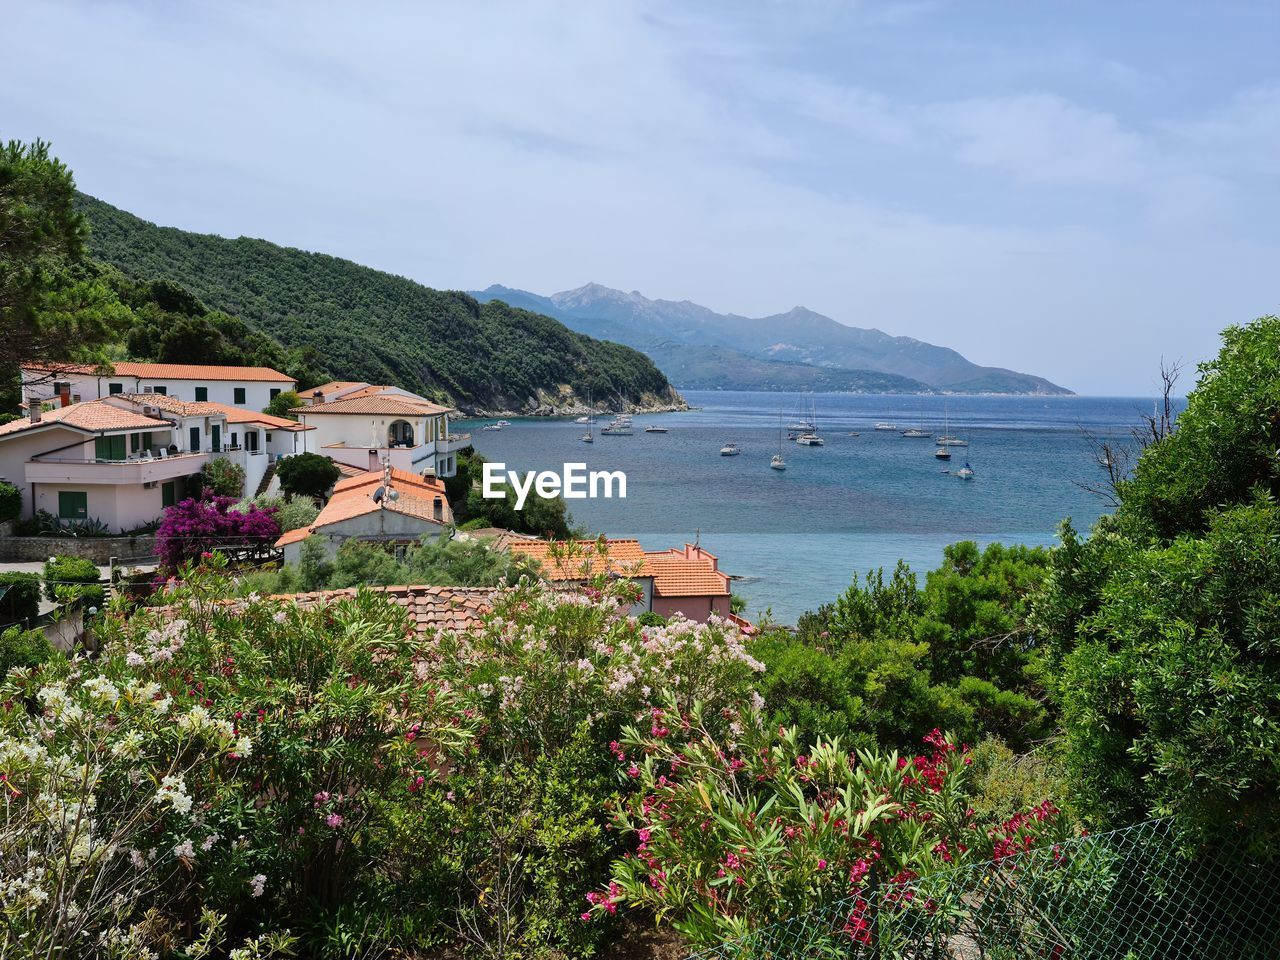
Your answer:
1037;315;1280;852
263;389;301;420
275;452;340;500
0;140;131;391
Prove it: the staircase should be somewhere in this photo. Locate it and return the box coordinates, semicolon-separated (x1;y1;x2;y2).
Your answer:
255;460;278;498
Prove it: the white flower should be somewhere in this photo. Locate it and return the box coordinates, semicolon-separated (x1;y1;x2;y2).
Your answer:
200;833;220;852
173;839;196;860
249;873;266;897
82;676;120;704
125;651;146;667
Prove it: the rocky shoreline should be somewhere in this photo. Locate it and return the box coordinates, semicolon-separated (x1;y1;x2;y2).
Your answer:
461;386;689;419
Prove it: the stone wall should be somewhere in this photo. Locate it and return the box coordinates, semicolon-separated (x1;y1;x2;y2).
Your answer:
0;534;156;564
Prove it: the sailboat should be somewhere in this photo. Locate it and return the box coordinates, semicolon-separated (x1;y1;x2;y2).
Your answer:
955;462;974;480
580;391;594;442
901;399;930;438
795;400;824;445
935;401;968;446
771;413;787;470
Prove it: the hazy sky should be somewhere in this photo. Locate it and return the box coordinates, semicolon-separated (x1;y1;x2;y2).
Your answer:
5;1;1278;395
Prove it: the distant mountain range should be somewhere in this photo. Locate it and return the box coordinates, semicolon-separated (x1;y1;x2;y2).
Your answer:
472;283;1071;395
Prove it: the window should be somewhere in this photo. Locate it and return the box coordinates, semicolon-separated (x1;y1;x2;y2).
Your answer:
234;387;247;404
108;382;123;395
269;388;281;400
189;426;201;452
151;386;167;396
129;432;154;454
58;491;88;520
162;481;177;508
95;435;126;461
195;386;208;402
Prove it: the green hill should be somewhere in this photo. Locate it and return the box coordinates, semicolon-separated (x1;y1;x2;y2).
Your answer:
75;195;682;414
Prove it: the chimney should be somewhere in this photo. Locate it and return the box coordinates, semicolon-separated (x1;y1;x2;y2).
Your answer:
311;389;324;405
29;403;42;424
58;386;71;408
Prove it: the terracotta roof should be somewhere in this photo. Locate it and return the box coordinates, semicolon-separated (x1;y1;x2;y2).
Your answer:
275;585;496;634
275;467;453;547
333;466;446;495
505;539;651;580
25;362;295;382
331;461;367;479
644;553;730;597
308;381;368;397
204;402;313;431
155;585;495;636
0;399;173;438
296;395;453;417
111;393;227;417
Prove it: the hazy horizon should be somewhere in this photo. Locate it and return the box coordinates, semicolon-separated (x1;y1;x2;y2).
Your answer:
5;1;1278;395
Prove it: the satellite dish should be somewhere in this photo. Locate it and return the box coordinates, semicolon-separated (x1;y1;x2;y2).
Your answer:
372;486;385;503
387;488;399;501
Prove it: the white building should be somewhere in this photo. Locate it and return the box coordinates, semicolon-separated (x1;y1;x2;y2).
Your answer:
295;382;470;478
0;398;225;531
21;362;297;411
274;466;454;563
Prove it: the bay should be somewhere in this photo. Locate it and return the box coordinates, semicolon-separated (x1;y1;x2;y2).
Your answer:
459;391;1166;623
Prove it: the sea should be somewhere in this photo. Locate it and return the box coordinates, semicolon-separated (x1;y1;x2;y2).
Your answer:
458;392;1170;624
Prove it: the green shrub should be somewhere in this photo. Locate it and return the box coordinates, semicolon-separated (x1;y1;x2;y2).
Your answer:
0;572;40;626
0;625;54;676
275;452;340;500
42;555;105;607
0;480;19;523
197;457;246;498
236;493;319;532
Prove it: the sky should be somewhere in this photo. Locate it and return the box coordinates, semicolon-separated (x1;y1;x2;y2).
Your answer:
4;1;1279;395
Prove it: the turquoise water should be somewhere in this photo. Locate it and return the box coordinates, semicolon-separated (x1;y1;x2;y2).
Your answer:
460;392;1164;623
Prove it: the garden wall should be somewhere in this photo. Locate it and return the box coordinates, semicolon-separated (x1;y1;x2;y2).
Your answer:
0;534;157;564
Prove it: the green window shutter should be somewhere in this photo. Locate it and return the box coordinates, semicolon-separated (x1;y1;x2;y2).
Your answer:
189;427;201;452
58;491;88;520
195;386;208;402
130;433;139;453
162;481;176;507
95;435;125;461
108;382;123;395
234;387;247;404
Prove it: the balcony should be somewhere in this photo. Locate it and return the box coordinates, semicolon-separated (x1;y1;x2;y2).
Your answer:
438;432;472;452
26;451;211;485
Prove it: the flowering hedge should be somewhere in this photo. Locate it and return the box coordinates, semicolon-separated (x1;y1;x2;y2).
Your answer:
155;495;280;569
586;715;1069;947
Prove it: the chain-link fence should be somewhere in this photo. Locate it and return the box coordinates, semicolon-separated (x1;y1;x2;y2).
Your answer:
688;818;1280;960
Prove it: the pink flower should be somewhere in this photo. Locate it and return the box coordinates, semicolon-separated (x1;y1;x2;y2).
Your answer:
325;813;344;829
817;859;827;870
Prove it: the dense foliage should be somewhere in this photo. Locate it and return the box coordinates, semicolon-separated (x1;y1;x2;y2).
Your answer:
0;480;19;522
113;274;329;389
449;449;580;538
591;721;1066;946
76;193;680;412
236;493;319;533
0;625;53;676
274;451;339;500
0;572;41;626
155;495;280;569
0;140;132;407
197;456;246;498
239;534;538;595
751;543;1050;753
42;554;105;608
1037;315;1280;854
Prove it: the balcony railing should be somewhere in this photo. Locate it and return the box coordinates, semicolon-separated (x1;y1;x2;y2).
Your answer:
26;451;210;485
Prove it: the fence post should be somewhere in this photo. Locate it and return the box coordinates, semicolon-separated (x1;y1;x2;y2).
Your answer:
868;860;881;960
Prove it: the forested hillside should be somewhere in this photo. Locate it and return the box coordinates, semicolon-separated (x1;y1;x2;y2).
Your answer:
76;195;681;413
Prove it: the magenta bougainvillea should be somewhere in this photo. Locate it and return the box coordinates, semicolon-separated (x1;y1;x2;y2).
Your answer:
156;494;280;569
